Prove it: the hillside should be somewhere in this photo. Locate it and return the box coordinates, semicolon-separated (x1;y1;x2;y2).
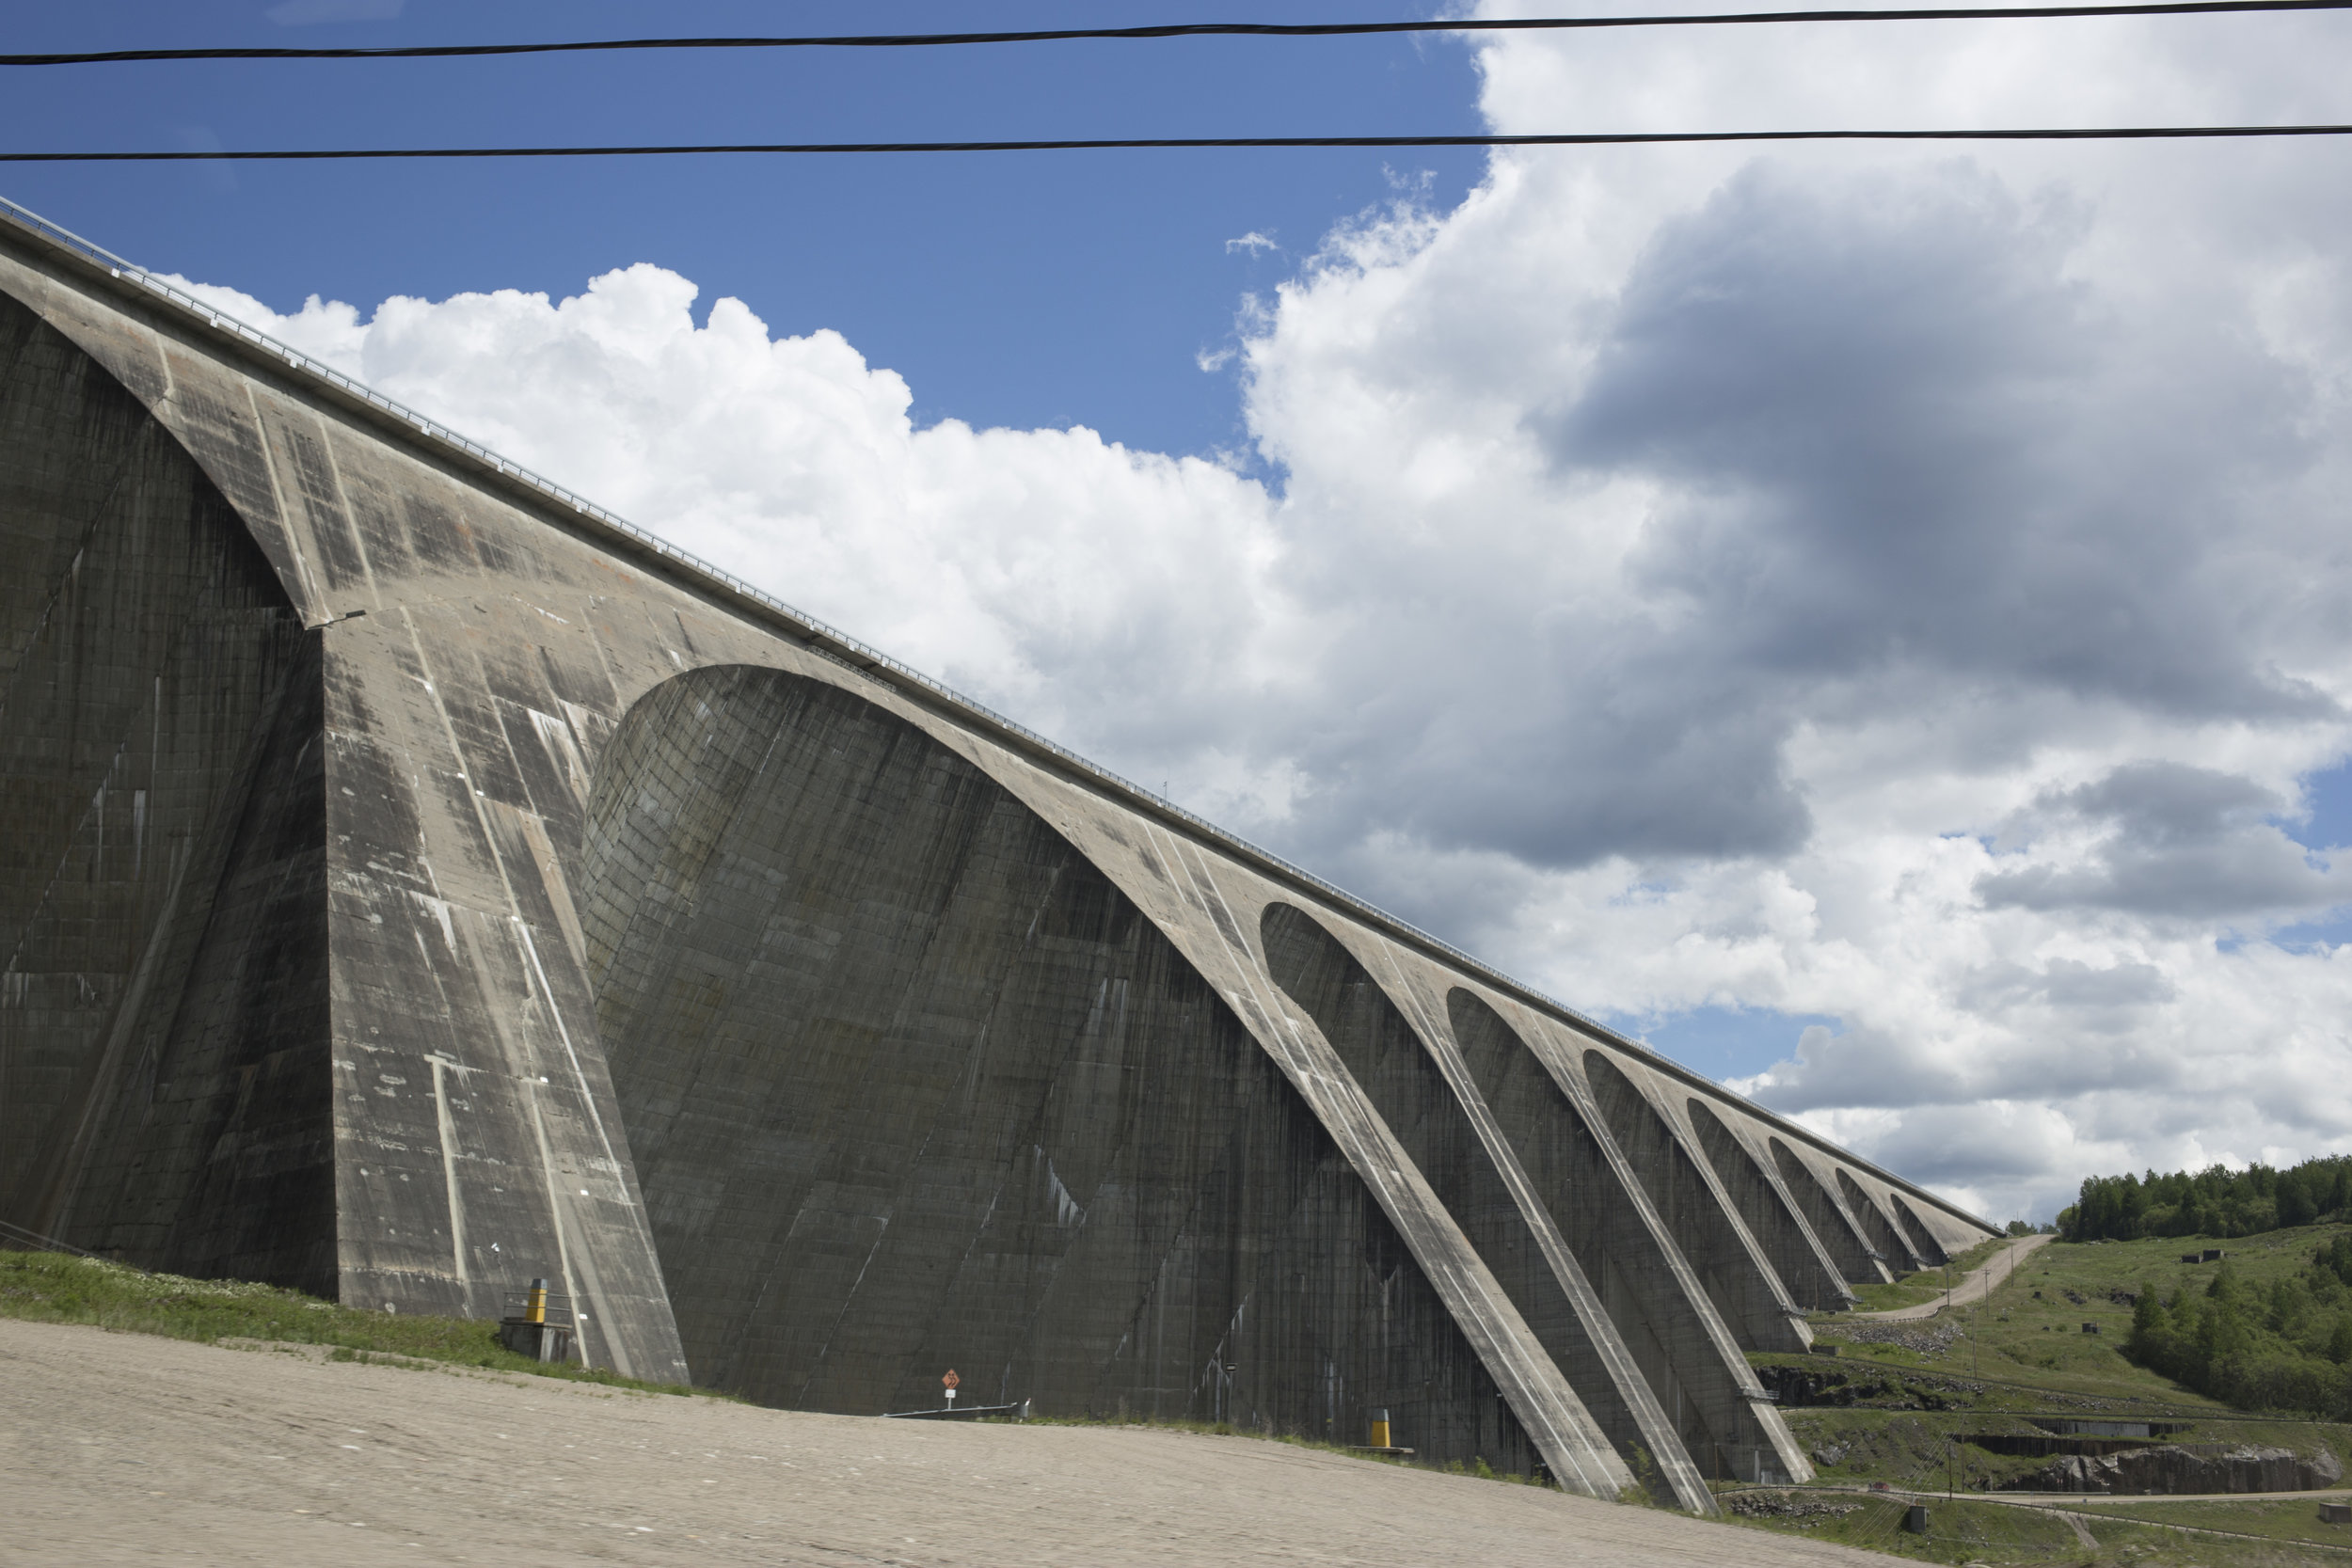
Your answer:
1730;1230;2352;1563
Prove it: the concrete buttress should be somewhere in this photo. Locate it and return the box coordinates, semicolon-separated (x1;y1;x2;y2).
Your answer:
0;203;1996;1505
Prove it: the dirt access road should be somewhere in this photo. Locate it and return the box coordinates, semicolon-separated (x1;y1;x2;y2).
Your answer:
1851;1233;2053;1322
0;1317;1902;1566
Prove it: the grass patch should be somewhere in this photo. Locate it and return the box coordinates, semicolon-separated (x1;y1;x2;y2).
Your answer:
1958;1228;2352;1411
1847;1277;1951;1313
1722;1490;2333;1564
1729;1233;2352;1562
0;1249;705;1396
1723;1491;2106;1562
1787;1409;2053;1492
1793;1230;2352;1413
1778;1405;2352;1499
2073;1495;2352;1552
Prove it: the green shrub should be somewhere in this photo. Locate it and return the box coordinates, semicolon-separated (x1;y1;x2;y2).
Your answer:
2124;1254;2352;1417
0;1249;699;1396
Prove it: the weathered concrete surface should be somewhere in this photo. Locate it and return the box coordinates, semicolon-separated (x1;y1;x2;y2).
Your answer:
0;207;1996;1506
581;666;1576;1481
0;285;329;1293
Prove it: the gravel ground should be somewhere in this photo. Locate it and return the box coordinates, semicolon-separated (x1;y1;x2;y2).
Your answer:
0;1317;1899;1566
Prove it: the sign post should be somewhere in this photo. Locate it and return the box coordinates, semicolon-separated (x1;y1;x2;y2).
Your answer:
944;1368;961;1411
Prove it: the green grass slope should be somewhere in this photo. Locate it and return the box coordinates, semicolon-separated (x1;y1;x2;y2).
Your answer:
0;1249;700;1394
2074;1496;2352;1553
1731;1231;2352;1563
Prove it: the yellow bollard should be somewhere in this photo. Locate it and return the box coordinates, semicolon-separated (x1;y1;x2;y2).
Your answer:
1369;1407;1391;1449
526;1277;548;1325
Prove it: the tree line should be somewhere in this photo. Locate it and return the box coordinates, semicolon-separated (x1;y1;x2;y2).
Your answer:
2060;1156;2352;1243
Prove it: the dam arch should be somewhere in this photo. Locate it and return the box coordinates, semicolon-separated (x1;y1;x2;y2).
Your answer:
0;284;329;1295
1890;1194;1952;1269
1686;1100;1852;1313
1837;1167;1927;1274
574;665;1542;1459
0;201;1999;1499
1444;989;1805;1490
1580;1049;1806;1354
1771;1137;1892;1285
1252;904;1651;1491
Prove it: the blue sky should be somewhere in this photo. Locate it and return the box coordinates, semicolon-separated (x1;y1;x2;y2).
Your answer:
0;1;1486;457
11;0;2352;1217
2261;759;2352;952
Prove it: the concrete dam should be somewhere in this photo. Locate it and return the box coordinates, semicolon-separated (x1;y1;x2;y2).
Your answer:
0;200;1994;1511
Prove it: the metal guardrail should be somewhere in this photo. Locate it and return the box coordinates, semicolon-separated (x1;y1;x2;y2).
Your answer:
0;190;1996;1234
882;1399;1032;1420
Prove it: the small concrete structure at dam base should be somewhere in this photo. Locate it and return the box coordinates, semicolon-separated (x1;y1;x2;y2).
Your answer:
0;197;1996;1513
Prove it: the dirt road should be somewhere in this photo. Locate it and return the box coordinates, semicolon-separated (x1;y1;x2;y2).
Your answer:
1851;1233;2052;1322
0;1318;1903;1566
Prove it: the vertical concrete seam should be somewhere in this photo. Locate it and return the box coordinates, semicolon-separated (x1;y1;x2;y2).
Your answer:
238;381;326;623
310;418;385;615
427;1054;471;1298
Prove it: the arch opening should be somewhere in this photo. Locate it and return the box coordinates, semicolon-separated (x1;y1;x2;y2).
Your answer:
1771;1138;1894;1286
1255;903;1556;1480
1837;1167;1925;1275
1890;1194;1951;1268
1448;986;1782;1493
579;666;1520;1462
1687;1101;1853;1313
1581;1051;1805;1354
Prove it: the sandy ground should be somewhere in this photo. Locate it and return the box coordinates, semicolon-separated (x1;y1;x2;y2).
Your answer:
0;1317;1904;1566
1851;1233;2053;1322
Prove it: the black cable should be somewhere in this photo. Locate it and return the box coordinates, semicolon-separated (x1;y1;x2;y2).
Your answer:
3;126;2350;160
7;0;2351;67
0;1217;106;1260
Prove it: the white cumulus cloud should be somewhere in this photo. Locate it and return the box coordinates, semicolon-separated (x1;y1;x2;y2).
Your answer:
168;0;2352;1223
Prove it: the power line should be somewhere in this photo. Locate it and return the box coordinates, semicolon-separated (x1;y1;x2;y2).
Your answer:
0;1217;108;1260
3;126;2350;160
7;0;2351;66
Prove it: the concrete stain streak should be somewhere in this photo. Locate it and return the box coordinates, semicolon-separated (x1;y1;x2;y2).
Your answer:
428;1053;470;1293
